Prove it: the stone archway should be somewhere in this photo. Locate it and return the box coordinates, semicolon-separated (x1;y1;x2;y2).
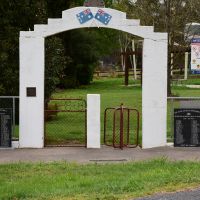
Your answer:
19;7;168;149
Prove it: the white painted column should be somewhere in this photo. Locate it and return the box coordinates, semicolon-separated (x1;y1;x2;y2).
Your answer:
184;52;189;80
87;94;100;148
19;36;45;148
142;37;168;149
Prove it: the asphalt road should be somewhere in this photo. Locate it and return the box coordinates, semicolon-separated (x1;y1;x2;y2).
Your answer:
135;188;200;200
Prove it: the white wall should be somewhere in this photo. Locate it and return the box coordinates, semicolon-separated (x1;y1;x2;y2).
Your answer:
142;38;168;148
87;94;101;148
19;36;45;148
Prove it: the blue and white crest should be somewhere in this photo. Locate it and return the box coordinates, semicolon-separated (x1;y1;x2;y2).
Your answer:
95;9;112;25
76;9;94;24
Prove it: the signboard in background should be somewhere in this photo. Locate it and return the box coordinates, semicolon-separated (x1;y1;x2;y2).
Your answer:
191;38;200;74
0;108;12;147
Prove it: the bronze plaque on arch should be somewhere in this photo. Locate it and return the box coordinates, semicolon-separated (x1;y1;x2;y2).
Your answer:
26;87;36;97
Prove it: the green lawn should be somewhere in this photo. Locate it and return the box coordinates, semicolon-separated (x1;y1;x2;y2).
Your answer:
1;159;200;200
45;111;86;145
46;78;142;145
45;77;200;145
172;76;200;86
6;77;200;200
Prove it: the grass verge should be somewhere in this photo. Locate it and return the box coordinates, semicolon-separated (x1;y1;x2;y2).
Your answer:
1;159;200;199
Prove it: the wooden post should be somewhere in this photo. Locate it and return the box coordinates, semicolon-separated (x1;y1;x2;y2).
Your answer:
184;52;189;80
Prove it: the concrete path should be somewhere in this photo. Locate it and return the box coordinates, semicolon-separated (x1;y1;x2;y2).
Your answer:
0;146;200;164
135;187;200;200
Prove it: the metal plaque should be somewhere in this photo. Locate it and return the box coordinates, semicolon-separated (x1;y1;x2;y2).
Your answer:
174;109;200;147
27;87;36;97
0;108;12;147
84;0;105;7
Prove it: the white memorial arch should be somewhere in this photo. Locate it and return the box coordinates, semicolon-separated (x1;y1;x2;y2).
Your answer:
19;7;168;149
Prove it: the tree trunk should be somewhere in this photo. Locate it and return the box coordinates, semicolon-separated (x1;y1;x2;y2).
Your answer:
167;44;172;96
132;39;137;80
120;47;125;70
124;54;129;86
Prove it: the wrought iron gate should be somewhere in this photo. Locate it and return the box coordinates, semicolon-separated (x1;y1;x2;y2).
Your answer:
104;104;139;149
44;98;86;147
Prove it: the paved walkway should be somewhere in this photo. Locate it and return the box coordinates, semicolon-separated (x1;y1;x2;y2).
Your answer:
0;146;200;164
135;187;200;200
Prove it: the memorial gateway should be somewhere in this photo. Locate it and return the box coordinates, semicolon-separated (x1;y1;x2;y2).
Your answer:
19;6;168;149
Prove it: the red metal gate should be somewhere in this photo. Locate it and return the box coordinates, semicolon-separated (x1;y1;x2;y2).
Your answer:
44;98;86;147
104;104;139;149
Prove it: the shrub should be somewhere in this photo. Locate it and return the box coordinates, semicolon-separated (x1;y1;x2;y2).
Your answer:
77;64;94;85
45;103;58;121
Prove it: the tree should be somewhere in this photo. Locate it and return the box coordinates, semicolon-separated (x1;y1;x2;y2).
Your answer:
0;0;70;99
0;0;147;97
61;28;119;88
45;37;67;100
115;0;200;95
0;0;47;96
160;0;200;95
45;0;120;89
